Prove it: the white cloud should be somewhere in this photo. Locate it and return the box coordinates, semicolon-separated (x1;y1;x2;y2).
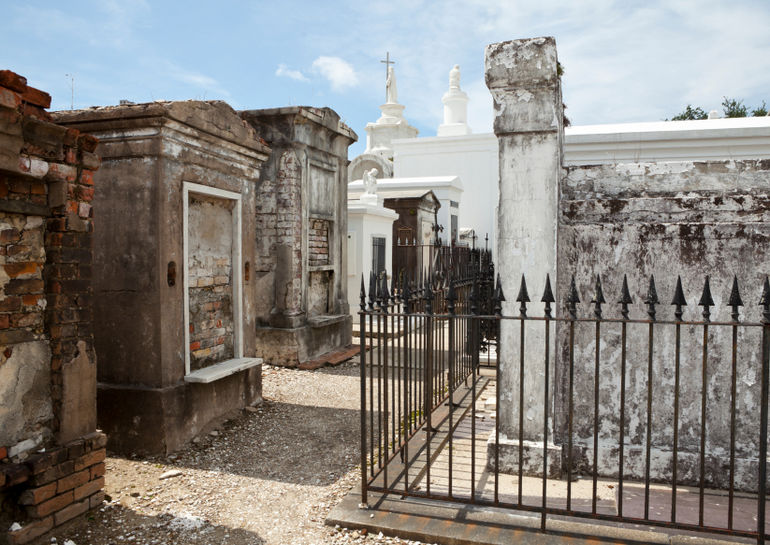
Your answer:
275;64;308;82
163;62;231;99
312;56;359;91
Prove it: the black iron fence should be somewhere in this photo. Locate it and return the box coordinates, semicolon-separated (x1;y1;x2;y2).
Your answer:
358;271;770;544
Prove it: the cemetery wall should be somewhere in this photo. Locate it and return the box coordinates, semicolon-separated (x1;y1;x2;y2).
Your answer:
556;159;770;486
0;70;105;545
486;37;770;486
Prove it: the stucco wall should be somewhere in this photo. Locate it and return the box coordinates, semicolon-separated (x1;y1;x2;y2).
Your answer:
555;159;770;488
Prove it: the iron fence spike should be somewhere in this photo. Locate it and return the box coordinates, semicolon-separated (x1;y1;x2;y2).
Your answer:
567;275;580;304
671;275;688;307
368;271;376;310
728;275;743;308
645;274;660;306
516;274;530;303
541;273;555;304
591;274;606;305
381;273;390;303
698;275;715;307
619;274;633;305
761;276;770;305
760;276;770;323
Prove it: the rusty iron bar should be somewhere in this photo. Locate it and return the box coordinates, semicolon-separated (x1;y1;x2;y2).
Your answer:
698;275;714;526
566;275;580;510
618;273;630;518
644;274;659;519
728;275;742;530
359;276;368;506
517;275;529;506
591;273;604;515
759;276;770;545
541;273;554;531
358;270;768;543
671;275;686;523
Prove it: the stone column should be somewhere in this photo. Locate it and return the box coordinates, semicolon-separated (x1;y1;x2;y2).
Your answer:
485;37;564;476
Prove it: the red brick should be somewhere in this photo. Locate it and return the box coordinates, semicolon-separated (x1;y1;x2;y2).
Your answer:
190;341;201;350
66;439;85;460
27;449;65;474
0;228;20;243
7;516;53;545
73;476;104;501
26;490;72;518
20;85;51;109
0;87;22;109
0;315;9;329
56;468;89;493
79;169;94;185
29;181;46;195
63;128;79;147
5;278;43;294
90;462;105;479
89;490;105;509
78;186;94;202
53;497;88;526
47;218;66;232
0;70;28;93
4;464;30;486
0;296;21;312
83;431;107;450
4;262;40;278
10;312;40;328
0;446;6;459
18;482;57;505
9;179;30;194
20;103;52;121
29;460;73;487
77;134;98;153
22;294;43;307
73;448;105;471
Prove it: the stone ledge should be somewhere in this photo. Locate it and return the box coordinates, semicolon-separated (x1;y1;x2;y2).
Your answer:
486;434;562;479
184;357;262;384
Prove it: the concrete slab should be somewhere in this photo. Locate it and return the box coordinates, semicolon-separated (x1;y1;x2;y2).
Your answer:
327;488;750;545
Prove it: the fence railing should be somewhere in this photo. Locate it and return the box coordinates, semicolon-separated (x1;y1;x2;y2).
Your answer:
358;271;770;545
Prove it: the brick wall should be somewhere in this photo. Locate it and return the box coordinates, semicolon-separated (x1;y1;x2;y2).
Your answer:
254;149;303;317
0;70;103;545
2;433;106;545
187;196;235;370
308;219;329;266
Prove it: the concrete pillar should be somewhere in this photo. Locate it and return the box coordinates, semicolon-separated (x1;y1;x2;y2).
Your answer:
485;37;564;476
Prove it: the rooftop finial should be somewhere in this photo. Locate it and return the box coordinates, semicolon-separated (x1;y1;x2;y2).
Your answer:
380;52;395;103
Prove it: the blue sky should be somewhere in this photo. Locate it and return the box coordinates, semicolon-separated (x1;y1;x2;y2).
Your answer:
3;0;769;157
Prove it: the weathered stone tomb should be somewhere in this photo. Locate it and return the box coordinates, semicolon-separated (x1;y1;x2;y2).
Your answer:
241;107;356;367
53;101;270;455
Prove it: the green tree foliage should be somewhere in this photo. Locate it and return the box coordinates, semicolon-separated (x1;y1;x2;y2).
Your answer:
722;97;748;117
671;105;708;120
670;98;768;120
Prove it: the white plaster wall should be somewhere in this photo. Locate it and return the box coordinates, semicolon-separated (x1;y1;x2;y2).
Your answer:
390;117;770;255
346;204;398;316
392;136;497;248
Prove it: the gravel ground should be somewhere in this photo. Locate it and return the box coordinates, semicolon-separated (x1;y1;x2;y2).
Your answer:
30;361;429;545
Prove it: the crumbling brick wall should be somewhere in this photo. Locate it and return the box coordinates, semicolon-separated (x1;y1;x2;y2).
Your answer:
309;219;330;266
0;70;105;545
187;195;235;370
